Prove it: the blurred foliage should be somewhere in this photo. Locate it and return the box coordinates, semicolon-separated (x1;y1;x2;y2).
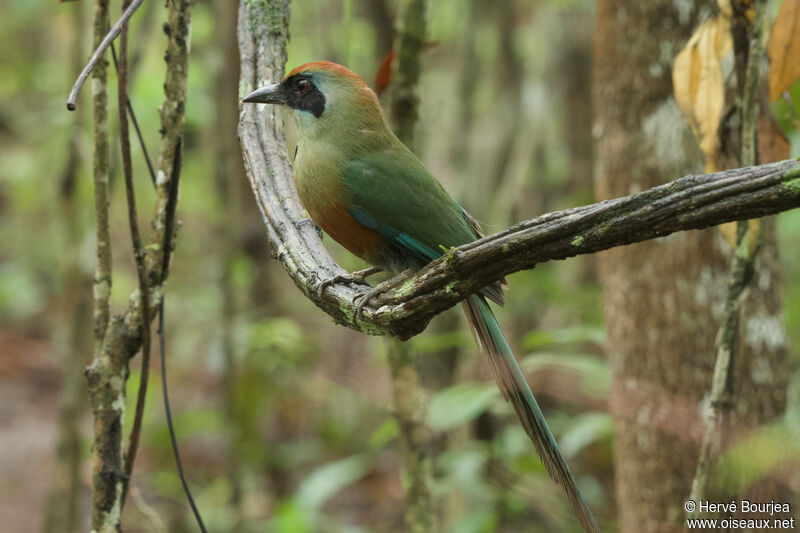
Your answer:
427;382;500;431
0;0;799;532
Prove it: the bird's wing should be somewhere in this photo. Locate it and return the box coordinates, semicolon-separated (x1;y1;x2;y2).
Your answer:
341;147;476;263
342;147;505;306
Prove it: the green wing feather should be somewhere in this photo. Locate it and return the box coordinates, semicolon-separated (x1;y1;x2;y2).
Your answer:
342;145;476;259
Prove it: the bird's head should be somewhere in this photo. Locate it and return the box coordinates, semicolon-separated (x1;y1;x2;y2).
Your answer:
242;61;386;138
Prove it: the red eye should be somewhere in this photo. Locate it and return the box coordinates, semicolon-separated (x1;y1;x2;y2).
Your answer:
297;78;310;94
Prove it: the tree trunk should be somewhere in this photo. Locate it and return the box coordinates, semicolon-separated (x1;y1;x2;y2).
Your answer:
593;2;789;532
213;0;245;529
45;2;92;531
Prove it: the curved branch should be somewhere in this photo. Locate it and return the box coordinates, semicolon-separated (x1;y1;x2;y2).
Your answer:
237;1;800;341
66;0;144;111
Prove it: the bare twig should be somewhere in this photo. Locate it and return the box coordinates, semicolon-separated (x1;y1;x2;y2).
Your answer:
146;0;191;282
688;0;768;514
740;2;764;169
108;50;156;187
110;45;157;186
127;96;156;185
114;1;151;499
91;0;112;356
66;0;144;111
159;300;208;532
85;0;127;529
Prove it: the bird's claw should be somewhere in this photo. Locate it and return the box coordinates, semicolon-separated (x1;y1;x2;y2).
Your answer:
352;284;385;321
316;266;382;300
351;268;413;322
353;294;368;321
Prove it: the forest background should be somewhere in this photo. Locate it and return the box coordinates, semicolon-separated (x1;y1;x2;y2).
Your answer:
2;0;800;532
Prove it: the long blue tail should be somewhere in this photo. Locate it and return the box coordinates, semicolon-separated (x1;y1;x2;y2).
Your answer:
462;295;599;533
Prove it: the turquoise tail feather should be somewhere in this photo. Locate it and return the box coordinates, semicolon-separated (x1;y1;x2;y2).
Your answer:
463;295;600;533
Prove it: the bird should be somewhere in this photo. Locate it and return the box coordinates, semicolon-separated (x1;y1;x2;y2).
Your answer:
243;61;599;533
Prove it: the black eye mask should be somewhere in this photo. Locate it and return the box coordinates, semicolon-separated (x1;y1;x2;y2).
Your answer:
282;75;326;118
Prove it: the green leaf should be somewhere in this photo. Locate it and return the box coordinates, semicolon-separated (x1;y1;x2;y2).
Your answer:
438;448;488;486
522;326;605;350
427;382;499;431
559;412;612;456
269;499;314;533
452;508;497;533
368;417;398;449
719;421;800;489
520;352;610;399
296;454;370;511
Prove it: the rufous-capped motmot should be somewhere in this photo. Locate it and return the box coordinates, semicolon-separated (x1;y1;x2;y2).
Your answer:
243;61;599;533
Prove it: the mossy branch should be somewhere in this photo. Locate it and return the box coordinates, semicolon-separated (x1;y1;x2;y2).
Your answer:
238;2;800;342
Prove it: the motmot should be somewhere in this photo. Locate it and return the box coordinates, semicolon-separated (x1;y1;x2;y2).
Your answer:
243;61;599;533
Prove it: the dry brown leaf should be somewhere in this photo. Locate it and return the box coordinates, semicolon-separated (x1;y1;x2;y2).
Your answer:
674;24;701;117
768;0;800;101
673;16;732;172
694;22;726;163
674;14;773;251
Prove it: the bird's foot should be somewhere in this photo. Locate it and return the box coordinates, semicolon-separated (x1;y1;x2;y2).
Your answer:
316;266;383;299
353;269;413;321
